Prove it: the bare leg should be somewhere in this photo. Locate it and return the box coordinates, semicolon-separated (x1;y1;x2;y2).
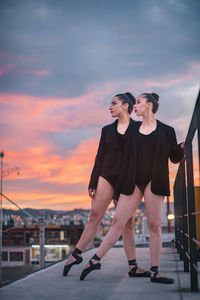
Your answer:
122;217;136;261
144;182;166;278
65;176;114;266
122;216;148;274
94;185;143;260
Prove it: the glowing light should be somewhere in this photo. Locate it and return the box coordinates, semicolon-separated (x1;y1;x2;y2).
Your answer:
167;214;175;220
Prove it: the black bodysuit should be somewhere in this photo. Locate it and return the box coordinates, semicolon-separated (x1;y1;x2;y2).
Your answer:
136;128;158;194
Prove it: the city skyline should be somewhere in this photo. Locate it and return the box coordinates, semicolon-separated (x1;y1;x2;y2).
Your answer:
0;0;200;210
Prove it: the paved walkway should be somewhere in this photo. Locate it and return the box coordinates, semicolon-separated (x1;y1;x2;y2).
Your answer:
0;247;199;300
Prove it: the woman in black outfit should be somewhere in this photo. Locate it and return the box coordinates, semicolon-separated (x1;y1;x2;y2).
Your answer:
80;92;184;284
63;92;150;278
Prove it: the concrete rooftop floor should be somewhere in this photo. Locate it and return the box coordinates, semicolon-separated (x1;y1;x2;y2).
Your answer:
0;247;199;300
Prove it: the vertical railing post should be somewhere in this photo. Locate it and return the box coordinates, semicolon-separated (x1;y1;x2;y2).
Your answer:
174;177;180;254
177;174;182;259
177;172;182;259
180;160;189;272
185;142;198;291
179;171;184;261
174;170;182;258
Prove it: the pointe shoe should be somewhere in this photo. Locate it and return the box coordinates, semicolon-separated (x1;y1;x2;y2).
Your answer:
80;259;101;281
129;265;151;277
150;270;175;284
63;252;83;276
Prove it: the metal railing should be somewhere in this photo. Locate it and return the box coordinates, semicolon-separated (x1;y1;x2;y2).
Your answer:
174;89;200;292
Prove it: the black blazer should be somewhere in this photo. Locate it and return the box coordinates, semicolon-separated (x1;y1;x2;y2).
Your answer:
88;118;138;190
115;120;184;198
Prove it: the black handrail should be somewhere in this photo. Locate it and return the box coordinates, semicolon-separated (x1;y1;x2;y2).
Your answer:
174;89;200;292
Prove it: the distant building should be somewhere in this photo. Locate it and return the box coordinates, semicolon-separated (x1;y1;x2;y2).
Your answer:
2;245;30;267
3;224;84;246
2;224;84;266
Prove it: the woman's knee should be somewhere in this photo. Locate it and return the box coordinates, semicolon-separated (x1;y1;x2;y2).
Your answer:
88;208;102;224
124;217;134;231
112;215;126;230
148;220;161;235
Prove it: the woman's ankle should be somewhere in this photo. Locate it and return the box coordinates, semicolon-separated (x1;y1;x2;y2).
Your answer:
72;247;82;256
128;259;137;265
150;266;158;275
91;254;101;261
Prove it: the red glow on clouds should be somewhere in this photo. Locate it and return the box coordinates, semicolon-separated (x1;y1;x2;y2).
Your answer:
0;91;109;210
3;139;98;210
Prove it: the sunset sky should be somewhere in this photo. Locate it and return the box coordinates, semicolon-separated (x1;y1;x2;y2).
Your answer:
0;0;200;211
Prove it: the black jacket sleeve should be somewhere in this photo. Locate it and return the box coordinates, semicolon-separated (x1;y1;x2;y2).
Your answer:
88;127;107;189
169;128;184;163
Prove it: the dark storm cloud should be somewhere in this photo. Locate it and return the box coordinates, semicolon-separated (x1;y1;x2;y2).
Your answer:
0;0;199;97
5;177;87;195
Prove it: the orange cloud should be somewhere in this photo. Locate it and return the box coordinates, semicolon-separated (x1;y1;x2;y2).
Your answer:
41;137;98;185
0;91;109;132
3;141;199;210
3;191;91;210
0;90;113;210
2;135;100;210
4;136;97;184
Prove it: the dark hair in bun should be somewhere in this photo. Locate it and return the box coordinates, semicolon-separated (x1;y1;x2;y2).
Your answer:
115;92;136;114
151;93;159;102
141;92;159;113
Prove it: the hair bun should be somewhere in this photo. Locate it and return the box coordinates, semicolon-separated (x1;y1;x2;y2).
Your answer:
151;93;159;101
125;92;136;105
